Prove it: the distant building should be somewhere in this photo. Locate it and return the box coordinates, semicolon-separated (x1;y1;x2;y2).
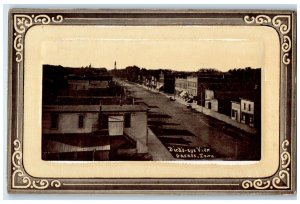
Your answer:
204;89;214;108
163;73;175;94
231;101;241;122
230;98;255;127
156;71;164;91
211;99;219;112
187;76;198;101
240;98;255;127
175;78;188;98
204;89;218;111
197;73;224;106
150;76;158;88
67;75;112;90
196;70;260;128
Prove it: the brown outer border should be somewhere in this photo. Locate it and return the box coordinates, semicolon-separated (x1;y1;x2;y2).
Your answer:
291;10;297;194
7;9;297;194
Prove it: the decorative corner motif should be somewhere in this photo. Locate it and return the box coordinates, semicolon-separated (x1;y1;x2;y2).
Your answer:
244;15;292;65
13;14;63;63
11;14;64;190
12;139;62;189
242;140;291;190
241;14;292;191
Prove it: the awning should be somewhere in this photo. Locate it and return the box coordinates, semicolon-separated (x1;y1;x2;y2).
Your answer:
180;91;187;97
175;89;182;94
156;84;163;90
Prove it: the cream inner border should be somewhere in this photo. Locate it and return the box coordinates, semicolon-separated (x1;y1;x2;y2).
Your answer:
23;25;280;178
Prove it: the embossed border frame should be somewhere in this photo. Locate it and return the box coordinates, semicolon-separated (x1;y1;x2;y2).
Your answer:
7;9;296;194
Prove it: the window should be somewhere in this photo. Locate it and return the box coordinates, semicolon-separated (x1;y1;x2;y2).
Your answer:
78;115;84;128
124;113;131;128
244;103;246;110
248;104;251;111
50;113;59;129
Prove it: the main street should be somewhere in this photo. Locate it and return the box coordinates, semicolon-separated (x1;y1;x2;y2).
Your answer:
122;81;260;161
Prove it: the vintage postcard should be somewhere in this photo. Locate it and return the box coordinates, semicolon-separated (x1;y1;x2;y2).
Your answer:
7;9;296;194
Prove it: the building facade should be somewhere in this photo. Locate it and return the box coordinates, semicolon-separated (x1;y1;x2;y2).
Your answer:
231;101;241;122
240;98;255;127
156;71;164;91
204;89;214;109
67;75;112;90
187;76;198;100
230;99;255;127
42;104;149;160
175;77;188;98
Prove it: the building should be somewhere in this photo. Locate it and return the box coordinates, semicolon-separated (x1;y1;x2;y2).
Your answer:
186;76;198;101
231;101;241;122
230;98;256;127
163;73;175;94
175;77;188;98
197;70;261;125
155;71;164;91
144;76;151;86
211;99;219;112
240;98;255;127
197;73;225;106
203;89;218;111
204;89;214;109
42;65;154;161
67;75;113;90
42;104;149;160
150;76;158;88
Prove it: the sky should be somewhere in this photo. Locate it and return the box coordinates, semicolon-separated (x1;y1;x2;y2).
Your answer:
37;25;268;72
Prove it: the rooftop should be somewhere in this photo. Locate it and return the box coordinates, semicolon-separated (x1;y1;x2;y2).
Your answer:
43;104;149;113
213;90;259;101
68;75;112;81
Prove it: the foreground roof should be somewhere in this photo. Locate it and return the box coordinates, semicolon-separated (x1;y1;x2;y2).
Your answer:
43;104;149;112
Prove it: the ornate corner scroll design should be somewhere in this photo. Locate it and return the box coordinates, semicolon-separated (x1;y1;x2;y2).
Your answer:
11;14;64;190
272;15;291;35
11;139;62;189
244;15;272;24
242;14;292;191
244;15;291;65
242;140;291;190
13;14;63;63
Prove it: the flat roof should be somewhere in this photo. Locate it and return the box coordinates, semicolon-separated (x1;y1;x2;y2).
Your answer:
43;104;148;113
231;101;240;104
240;98;255;102
68;75;112;80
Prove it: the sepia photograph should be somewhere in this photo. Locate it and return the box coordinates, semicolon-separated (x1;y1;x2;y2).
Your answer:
41;27;261;162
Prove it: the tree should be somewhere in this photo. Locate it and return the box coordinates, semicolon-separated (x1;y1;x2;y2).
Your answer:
125;65;141;82
197;68;222;74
